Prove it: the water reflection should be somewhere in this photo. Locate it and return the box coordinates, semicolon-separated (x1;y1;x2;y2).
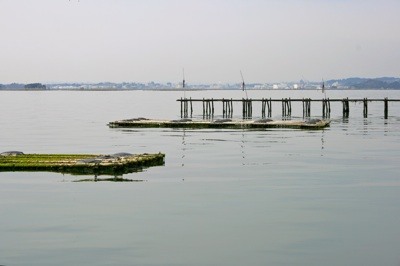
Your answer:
181;128;186;167
320;129;325;156
241;129;247;165
73;176;144;182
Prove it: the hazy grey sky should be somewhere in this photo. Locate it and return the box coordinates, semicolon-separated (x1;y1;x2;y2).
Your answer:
1;0;399;83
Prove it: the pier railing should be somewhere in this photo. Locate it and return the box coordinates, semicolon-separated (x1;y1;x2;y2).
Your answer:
177;98;400;119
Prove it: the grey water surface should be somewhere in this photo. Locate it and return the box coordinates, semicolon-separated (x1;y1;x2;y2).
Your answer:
1;90;400;266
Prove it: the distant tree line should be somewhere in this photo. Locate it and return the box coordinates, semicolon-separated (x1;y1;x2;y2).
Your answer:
0;83;24;90
0;83;47;90
24;83;46;89
327;77;400;89
352;79;400;89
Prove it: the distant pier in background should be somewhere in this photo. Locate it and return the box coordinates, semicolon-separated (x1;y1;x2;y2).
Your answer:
178;97;400;119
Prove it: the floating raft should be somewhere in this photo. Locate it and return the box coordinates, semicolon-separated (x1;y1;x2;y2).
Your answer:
108;118;330;130
0;152;165;176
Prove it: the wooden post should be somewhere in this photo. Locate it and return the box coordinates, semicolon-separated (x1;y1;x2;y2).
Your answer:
363;98;368;118
246;99;249;118
245;99;248;118
302;98;310;117
306;99;309;117
222;98;225;117
227;99;230;117
230;98;233;117
180;97;183;118
261;98;265;118
242;99;245;118
186;99;188;117
202;98;205;118
305;99;308;117
282;98;285;117
183;99;185;118
268;98;272;117
327;98;331;114
249;99;252;118
211;99;214;117
347;98;350;117
184;99;187;118
342;98;349;118
190;98;193;117
287;98;289;116
185;98;188;118
342;98;345;116
244;99;247;118
384;97;388;119
284;99;287;117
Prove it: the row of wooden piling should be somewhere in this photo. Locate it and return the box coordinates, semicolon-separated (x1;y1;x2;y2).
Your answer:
180;97;193;118
261;98;272;118
303;98;312;117
179;97;395;118
282;98;292;117
222;98;233;118
322;98;331;118
202;98;214;118
242;99;253;118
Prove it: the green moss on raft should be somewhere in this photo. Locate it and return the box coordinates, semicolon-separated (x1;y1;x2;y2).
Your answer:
108;118;330;130
0;153;165;176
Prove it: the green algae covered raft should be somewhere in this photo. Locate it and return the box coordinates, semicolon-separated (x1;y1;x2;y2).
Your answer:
108;117;330;130
0;152;165;176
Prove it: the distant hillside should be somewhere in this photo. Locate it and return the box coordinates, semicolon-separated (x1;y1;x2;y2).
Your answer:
327;77;400;89
0;83;25;90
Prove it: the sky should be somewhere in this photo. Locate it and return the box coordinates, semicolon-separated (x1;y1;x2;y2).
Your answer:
0;0;399;84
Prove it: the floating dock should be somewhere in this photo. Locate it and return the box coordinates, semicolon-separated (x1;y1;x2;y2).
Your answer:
108;118;330;130
0;152;165;176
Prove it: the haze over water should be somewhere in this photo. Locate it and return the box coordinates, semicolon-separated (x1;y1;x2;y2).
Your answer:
1;89;400;266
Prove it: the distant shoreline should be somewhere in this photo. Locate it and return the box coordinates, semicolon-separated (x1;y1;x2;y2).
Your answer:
1;88;399;91
2;77;400;90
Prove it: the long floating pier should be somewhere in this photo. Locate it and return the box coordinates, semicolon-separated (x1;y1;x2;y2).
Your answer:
178;97;400;118
0;152;165;176
108;118;330;130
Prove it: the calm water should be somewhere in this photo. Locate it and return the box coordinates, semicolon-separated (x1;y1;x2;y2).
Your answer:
1;90;400;266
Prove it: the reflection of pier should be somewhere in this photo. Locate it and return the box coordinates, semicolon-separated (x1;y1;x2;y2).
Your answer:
178;98;400;119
